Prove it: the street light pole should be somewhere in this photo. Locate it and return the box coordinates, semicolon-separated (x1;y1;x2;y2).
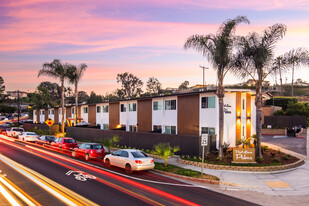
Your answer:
17;90;20;127
199;65;209;87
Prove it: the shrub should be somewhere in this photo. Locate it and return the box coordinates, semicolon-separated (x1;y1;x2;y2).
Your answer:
273;158;280;163
153;142;180;166
270;152;276;157
216;157;222;162
226;154;232;159
256;157;264;163
223;142;230;153
283;154;291;161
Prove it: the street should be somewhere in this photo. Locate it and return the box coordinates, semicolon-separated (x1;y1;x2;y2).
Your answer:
0;135;257;206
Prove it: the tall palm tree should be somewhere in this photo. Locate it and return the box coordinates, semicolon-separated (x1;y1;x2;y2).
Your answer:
273;56;287;95
184;16;249;157
38;59;71;133
283;48;309;96
67;63;87;126
234;24;287;158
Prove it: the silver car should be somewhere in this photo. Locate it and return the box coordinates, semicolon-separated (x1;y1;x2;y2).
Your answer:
18;132;40;142
104;149;155;173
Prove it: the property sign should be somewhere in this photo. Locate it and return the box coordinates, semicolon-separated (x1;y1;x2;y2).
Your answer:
45;118;54;127
201;134;208;146
233;148;256;163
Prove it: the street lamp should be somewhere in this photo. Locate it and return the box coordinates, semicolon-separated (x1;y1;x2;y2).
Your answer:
199;65;209;87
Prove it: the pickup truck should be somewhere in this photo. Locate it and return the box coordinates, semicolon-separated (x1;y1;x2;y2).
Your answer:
6;127;25;138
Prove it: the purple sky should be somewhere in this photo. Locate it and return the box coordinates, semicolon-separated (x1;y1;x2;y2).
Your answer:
1;0;309;95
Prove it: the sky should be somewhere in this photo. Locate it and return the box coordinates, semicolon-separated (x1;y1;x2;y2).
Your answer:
1;0;309;95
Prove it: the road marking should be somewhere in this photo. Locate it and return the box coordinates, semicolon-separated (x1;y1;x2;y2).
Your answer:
0;154;99;206
265;181;291;188
0;183;21;206
66;170;96;181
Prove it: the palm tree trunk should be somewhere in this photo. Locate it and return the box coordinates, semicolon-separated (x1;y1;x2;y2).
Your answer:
279;68;283;95
74;83;78;126
217;79;224;158
291;64;295;96
61;80;65;133
164;159;168;167
255;85;263;158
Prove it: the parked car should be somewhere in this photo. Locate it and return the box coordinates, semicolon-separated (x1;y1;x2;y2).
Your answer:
36;135;56;146
18;132;40;142
72;143;106;161
104;149;155;173
2;122;14;127
75;121;90;127
6;127;24;137
51;137;78;151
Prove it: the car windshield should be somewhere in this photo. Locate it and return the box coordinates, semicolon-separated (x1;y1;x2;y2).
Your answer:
64;139;75;143
47;136;56;141
14;128;24;132
131;151;149;158
90;144;102;149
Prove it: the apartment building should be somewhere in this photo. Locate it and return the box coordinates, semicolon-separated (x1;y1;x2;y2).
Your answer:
33;89;256;147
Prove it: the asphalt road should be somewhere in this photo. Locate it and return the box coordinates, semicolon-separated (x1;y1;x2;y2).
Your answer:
0;136;258;206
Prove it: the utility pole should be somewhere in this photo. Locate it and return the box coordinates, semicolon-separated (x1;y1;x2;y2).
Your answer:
199;65;209;87
17;90;20;127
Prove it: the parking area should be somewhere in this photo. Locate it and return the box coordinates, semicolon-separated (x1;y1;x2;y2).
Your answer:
262;133;306;155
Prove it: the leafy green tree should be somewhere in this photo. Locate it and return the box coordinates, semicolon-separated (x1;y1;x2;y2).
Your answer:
88;91;103;104
146;77;162;94
234;23;287;158
116;72;143;98
184;16;249;157
67;63;87;125
0;76;5;102
283;48;309;96
178;81;189;90
0;105;16;113
30;86;52;109
265;97;298;110
153;142;180;166
38;81;61;104
38;59;71;133
286;102;309;116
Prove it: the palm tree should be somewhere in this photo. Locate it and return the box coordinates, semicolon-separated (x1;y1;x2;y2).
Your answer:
283;48;309;96
234;24;287;158
38;59;71;133
67;63;87;126
67;87;72;97
153;142;180;166
273;56;287;95
184;16;249;157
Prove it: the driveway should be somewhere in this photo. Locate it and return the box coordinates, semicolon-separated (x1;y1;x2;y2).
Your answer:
262;134;306;155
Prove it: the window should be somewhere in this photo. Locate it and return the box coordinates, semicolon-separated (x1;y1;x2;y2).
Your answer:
201;96;215;108
52;110;54;115
41;111;44;115
153;101;162;110
114;150;122;156
129;103;136;112
242;99;245;110
103;105;109;113
165;100;176;110
83;107;88;113
201;127;215;135
72;108;74;114
121;151;129;157
96;106;101;113
153;125;162;133
129;125;137;132
48;110;50;115
120;104;126;112
102;124;108;130
165;126;176;134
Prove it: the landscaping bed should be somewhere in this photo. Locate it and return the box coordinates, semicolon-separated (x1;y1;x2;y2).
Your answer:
182;146;300;167
154;162;220;183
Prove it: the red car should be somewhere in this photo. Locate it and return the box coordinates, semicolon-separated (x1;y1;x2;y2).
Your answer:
72;143;106;161
51;137;78;151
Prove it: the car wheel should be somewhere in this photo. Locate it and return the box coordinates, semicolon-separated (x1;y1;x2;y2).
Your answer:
23;138;25;141
125;164;132;174
85;154;90;161
72;151;76;157
105;159;111;167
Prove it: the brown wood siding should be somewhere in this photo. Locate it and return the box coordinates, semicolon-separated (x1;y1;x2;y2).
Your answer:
78;105;81;120
35;110;39;123
177;94;199;136
66;107;71;119
236;92;242;142
44;109;48;121
54;109;59;123
109;102;119;129
246;93;251;138
88;105;96;125
137;99;152;132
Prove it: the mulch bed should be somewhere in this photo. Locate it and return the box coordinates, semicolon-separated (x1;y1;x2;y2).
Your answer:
204;147;300;165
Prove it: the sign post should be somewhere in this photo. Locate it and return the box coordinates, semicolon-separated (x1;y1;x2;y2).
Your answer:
45;118;54;135
201;134;208;175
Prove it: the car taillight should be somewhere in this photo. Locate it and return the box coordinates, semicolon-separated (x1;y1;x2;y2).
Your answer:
135;160;142;164
150;159;154;163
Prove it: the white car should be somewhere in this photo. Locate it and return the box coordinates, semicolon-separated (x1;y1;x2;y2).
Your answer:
104;149;155;173
18;132;40;142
